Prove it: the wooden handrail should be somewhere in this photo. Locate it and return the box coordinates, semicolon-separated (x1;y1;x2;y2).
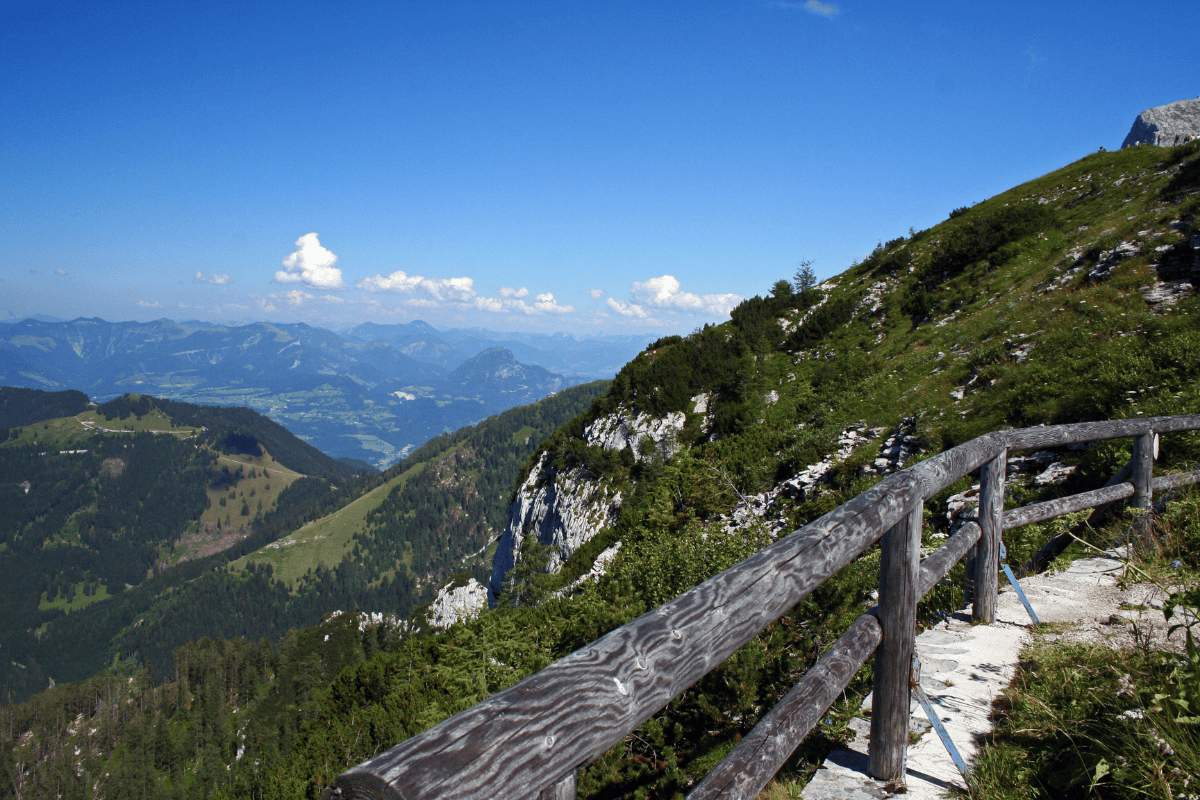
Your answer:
323;415;1200;800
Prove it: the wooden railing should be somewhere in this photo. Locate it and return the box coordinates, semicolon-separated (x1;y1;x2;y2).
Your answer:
323;414;1200;800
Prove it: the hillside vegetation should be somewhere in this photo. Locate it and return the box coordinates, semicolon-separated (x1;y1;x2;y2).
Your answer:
0;390;362;703
4;141;1200;799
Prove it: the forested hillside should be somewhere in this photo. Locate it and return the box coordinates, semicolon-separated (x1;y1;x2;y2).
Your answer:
0;390;364;704
4;141;1200;799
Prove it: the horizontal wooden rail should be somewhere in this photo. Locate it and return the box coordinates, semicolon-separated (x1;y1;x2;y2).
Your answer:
324;416;1200;800
1153;469;1200;491
1002;483;1136;530
1002;414;1200;451
689;520;985;799
689;613;882;799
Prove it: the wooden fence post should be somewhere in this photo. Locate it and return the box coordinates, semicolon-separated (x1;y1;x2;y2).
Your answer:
973;448;1006;624
1132;431;1155;547
868;504;922;781
539;773;576;799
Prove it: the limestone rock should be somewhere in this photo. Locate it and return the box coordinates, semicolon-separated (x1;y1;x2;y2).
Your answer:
1088;241;1139;282
426;578;488;629
583;406;686;463
1122;97;1200;148
489;451;623;597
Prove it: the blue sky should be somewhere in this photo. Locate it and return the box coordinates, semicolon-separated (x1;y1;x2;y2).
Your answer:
2;0;1196;335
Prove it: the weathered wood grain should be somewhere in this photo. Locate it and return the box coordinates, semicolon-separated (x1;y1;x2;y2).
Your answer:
687;614;882;800
918;522;981;598
1002;483;1135;530
973;449;1005;624
327;471;928;799
1022;458;1134;575
1132;431;1155;540
1003;414;1200;451
1152;469;1200;491
908;432;1004;501
869;506;922;780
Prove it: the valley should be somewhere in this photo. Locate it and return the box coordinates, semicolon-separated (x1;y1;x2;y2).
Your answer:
0;319;653;467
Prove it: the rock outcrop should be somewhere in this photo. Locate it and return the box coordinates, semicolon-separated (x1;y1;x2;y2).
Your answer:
425;577;488;629
1122;97;1200;148
489;451;624;596
491;406;693;596
584;406;686;463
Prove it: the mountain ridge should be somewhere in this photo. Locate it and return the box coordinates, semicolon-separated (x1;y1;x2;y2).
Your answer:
5;138;1200;798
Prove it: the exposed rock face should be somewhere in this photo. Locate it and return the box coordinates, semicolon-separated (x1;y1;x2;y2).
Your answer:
425;578;488;629
583;406;686;463
1122;98;1200;148
489;451;623;596
490;406;691;596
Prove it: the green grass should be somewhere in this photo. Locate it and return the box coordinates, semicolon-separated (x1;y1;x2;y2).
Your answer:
964;636;1200;799
39;581;112;613
961;488;1200;799
230;459;426;586
0;408;203;450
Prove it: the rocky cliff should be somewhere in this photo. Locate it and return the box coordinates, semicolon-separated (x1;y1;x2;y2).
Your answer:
1122;97;1200;148
489;405;691;596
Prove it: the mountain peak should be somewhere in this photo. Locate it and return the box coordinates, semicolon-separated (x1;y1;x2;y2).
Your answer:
1122;96;1200;148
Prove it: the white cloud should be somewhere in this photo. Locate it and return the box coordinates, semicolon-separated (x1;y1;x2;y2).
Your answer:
587;288;605;299
534;292;574;314
404;298;440;309
54;268;68;276
135;300;160;308
473;297;505;313
499;286;530;299
629;275;742;317
319;294;345;303
356;270;477;302
275;233;346;290
195;271;231;285
772;0;839;15
607;297;648;318
283;289;312;306
804;0;838;15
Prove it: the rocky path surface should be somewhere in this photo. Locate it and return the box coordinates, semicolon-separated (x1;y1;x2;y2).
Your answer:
800;548;1181;799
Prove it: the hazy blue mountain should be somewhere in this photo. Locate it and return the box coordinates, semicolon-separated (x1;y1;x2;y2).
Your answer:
0;317;588;467
343;320;657;381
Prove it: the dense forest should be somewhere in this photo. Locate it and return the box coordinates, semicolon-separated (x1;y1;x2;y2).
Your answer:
0;389;369;703
0;382;606;707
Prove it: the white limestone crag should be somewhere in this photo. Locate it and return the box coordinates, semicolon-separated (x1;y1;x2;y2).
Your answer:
1122;97;1200;148
583;406;686;463
490;451;623;596
425;577;488;629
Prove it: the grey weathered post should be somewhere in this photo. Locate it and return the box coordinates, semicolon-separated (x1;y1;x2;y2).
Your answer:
539;773;576;799
1131;431;1155;546
973;448;1006;623
868;504;922;781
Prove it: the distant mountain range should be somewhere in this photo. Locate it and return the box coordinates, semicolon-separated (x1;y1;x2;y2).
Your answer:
0;317;655;466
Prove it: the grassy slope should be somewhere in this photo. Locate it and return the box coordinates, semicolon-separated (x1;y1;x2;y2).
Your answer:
4;144;1199;798
228;459;427;586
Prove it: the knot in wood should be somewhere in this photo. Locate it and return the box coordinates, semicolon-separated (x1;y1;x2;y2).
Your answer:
544;735;555;748
613;677;629;696
635;656;647;670
671;629;682;640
